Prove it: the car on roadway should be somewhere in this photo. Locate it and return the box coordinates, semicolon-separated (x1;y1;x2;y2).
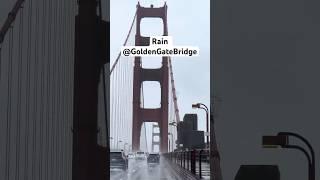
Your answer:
110;150;128;171
147;153;160;165
135;151;146;160
127;152;135;159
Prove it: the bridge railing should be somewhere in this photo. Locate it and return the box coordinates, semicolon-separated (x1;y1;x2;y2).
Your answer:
163;149;210;179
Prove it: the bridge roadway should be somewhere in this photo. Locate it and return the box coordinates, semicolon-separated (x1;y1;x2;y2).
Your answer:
110;157;207;180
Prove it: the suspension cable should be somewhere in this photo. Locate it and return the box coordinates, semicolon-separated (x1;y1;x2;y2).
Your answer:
47;1;54;179
56;0;63;178
5;23;14;180
31;0;40;178
168;57;181;123
38;1;48;178
0;43;2;82
24;1;33;179
15;6;24;180
52;1;59;178
0;0;25;44
44;1;51;178
110;12;137;74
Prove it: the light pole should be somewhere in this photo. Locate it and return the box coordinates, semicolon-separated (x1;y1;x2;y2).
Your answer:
124;143;128;152
117;140;122;150
168;132;174;152
109;137;113;149
262;132;315;180
192;103;209;148
169;121;177;151
129;145;132;152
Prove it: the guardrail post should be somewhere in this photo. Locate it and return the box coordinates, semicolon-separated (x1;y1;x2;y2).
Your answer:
183;151;186;169
189;151;191;171
176;152;178;164
199;150;203;178
187;151;190;170
191;149;196;174
174;152;177;164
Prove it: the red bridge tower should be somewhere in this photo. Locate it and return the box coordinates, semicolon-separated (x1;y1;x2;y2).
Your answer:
132;3;169;153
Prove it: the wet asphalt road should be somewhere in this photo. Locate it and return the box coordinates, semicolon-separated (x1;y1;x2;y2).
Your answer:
110;158;181;180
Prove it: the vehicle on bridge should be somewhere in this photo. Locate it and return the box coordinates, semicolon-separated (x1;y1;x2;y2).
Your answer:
135;151;146;160
127;152;135;159
110;150;128;171
147;153;160;166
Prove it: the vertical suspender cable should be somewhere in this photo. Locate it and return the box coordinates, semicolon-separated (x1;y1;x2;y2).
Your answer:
56;1;61;178
114;65;118;146
65;1;72;178
68;2;74;179
43;0;49;175
109;10;137;150
116;66;119;146
61;0;67;178
44;0;51;178
69;2;75;178
31;0;40;178
48;1;54;179
52;1;58;178
0;43;2;82
119;59;123;145
38;0;47;178
57;0;63;178
5;24;14;180
24;1;33;179
15;6;24;180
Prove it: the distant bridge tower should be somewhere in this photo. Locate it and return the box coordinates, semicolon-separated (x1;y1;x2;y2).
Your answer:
151;124;160;152
132;3;169;153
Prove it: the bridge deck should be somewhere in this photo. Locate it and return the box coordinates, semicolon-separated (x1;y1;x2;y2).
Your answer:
110;157;206;180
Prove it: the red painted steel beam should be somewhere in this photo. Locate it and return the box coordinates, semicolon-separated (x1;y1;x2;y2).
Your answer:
140;108;161;121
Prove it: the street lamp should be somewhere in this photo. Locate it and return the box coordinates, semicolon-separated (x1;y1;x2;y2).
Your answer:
192;103;209;148
169;121;177;126
262;132;315;180
117;140;122;150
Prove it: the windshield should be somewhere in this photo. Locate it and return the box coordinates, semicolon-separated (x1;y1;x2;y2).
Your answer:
149;154;159;157
110;152;122;158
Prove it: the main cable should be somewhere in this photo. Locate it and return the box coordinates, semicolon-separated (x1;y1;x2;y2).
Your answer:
110;12;137;74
